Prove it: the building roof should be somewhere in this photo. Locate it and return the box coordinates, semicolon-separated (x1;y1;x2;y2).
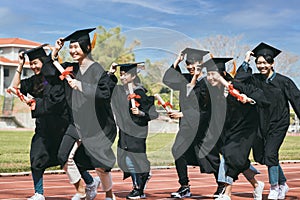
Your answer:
0;56;30;67
0;38;42;48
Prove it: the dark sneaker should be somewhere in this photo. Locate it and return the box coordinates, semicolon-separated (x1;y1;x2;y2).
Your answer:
214;183;225;198
171;185;192;198
126;188;142;199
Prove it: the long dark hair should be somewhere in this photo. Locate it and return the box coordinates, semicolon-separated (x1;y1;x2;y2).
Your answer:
127;70;141;85
31;57;47;97
78;39;93;60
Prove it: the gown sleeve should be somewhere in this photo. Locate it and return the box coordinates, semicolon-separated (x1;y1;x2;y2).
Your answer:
163;65;187;90
284;77;300;118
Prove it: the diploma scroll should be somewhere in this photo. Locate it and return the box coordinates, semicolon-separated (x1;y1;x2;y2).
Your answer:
6;87;36;110
6;87;30;102
53;61;73;81
154;93;173;112
127;82;136;108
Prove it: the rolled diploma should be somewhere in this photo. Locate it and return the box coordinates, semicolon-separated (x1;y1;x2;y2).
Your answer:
128;82;136;108
154;93;172;112
53;60;73;81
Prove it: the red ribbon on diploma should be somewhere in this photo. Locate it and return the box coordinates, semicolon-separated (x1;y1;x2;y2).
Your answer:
154;94;173;112
59;66;74;80
7;87;26;102
6;87;36;110
157;101;173;109
127;93;141;107
228;84;245;102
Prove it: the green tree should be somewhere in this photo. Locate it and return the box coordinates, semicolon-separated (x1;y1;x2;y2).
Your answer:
92;26;140;69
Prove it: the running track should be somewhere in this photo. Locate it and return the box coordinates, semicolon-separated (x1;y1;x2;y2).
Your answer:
0;162;299;199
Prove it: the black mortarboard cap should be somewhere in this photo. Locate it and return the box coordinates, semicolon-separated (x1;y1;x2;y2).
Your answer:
202;57;233;72
252;42;281;58
117;62;145;73
182;47;209;63
63;28;96;43
24;44;48;61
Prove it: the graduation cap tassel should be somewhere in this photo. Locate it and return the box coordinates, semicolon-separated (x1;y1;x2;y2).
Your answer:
229;60;237;77
91;33;97;50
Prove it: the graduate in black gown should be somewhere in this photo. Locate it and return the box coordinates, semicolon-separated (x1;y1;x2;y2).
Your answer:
203;57;269;200
236;42;300;199
52;28;118;200
110;62;158;199
10;45;68;200
163;48;224;198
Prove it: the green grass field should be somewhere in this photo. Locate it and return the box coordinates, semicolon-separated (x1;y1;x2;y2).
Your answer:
0;130;299;173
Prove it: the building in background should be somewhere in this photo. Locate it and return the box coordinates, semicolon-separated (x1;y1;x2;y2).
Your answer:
0;38;47;95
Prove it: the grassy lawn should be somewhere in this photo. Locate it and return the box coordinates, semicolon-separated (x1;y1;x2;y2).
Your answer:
0;130;299;173
0;130;176;173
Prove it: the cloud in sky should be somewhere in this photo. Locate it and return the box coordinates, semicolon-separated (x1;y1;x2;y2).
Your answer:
0;0;299;55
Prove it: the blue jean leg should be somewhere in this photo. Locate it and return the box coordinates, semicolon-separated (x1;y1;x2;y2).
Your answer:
32;169;44;195
218;156;233;185
268;165;279;185
278;164;287;185
125;156;139;187
80;169;93;185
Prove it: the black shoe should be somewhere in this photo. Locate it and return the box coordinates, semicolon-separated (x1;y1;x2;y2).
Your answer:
126;188;142;199
171;185;192;198
213;183;225;198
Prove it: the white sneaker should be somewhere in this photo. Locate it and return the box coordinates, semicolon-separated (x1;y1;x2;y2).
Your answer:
278;183;289;199
253;181;264;200
215;194;231;200
268;187;279;200
86;177;101;200
71;193;86;200
27;193;45;200
104;194;116;200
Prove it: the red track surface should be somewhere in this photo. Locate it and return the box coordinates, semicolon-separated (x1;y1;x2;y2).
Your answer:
0;163;299;199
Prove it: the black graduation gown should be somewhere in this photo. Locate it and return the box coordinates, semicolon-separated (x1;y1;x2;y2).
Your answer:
20;72;68;171
163;65;220;173
194;80;227;174
60;62;117;170
221;80;262;180
111;85;158;179
236;65;300;166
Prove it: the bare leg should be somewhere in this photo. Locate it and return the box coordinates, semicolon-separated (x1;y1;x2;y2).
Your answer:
74;179;86;196
223;183;232;197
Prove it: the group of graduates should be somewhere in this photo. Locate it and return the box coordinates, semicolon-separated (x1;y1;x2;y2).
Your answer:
9;27;300;200
11;28;157;200
163;43;300;200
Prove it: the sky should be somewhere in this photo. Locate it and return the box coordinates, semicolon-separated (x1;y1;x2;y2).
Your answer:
1;0;300;73
1;0;299;52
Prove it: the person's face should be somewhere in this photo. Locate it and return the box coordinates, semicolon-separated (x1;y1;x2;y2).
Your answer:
29;58;43;75
207;71;222;87
186;61;200;75
69;42;85;61
256;56;274;75
120;71;136;85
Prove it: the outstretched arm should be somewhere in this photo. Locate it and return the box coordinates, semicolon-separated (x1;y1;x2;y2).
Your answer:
10;51;25;88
